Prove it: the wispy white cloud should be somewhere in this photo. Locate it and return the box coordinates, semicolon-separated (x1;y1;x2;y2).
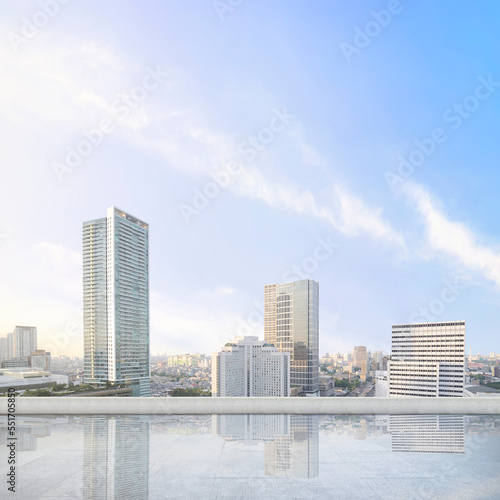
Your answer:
404;181;500;287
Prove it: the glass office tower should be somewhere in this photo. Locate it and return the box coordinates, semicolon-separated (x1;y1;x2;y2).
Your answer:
83;206;150;396
264;279;319;396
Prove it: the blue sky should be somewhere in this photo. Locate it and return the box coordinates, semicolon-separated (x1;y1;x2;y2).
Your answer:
1;0;500;357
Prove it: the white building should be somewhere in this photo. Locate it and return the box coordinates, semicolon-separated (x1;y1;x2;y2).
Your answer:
388;321;465;397
13;326;37;358
375;370;388;397
264;279;319;396
0;337;6;363
212;336;290;397
83;207;150;397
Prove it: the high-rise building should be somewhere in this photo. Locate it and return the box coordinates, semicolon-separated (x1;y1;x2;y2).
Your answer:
372;350;384;370
6;332;13;360
388;321;465;397
353;345;369;381
212;336;290;397
83;206;150;397
13;326;37;358
0;337;6;363
264;279;319;396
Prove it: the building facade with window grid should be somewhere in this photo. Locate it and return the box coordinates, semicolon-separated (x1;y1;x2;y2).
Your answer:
388;321;465;397
264;280;319;396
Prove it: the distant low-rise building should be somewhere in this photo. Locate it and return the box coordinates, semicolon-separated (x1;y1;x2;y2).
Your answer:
0;368;67;393
2;358;29;368
464;385;500;397
319;376;335;397
29;350;51;371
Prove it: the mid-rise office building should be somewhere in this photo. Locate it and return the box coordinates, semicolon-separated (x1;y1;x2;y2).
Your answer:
212;336;290;397
83;207;150;397
319;375;335;397
375;370;388;397
29;350;51;371
264;279;319;396
13;326;37;358
388;321;465;397
1;358;29;368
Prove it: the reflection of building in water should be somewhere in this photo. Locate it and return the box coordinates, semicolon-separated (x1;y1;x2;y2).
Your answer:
213;414;319;478
389;415;465;454
213;414;289;443
265;415;319;478
84;416;149;500
0;417;51;451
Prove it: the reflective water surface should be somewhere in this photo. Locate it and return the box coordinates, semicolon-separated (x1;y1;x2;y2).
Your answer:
1;414;499;499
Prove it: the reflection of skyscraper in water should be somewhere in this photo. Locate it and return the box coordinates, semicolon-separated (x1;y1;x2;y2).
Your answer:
0;417;51;451
213;414;319;478
389;415;465;454
84;416;150;499
213;414;289;443
265;415;319;478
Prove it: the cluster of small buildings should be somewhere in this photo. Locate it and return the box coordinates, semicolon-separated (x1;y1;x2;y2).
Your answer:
150;365;211;396
0;326;51;370
163;353;209;368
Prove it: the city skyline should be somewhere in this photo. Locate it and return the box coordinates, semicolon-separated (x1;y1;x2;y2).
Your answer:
2;2;500;358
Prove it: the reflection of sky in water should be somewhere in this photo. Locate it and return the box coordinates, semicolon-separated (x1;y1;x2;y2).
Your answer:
0;415;499;499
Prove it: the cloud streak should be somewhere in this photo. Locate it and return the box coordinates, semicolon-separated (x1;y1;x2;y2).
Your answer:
404;181;500;287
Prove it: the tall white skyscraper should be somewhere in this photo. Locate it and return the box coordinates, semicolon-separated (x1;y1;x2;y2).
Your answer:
83;206;150;397
212;336;290;397
13;326;37;358
0;337;6;362
388;321;465;397
6;332;14;360
264;279;319;396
